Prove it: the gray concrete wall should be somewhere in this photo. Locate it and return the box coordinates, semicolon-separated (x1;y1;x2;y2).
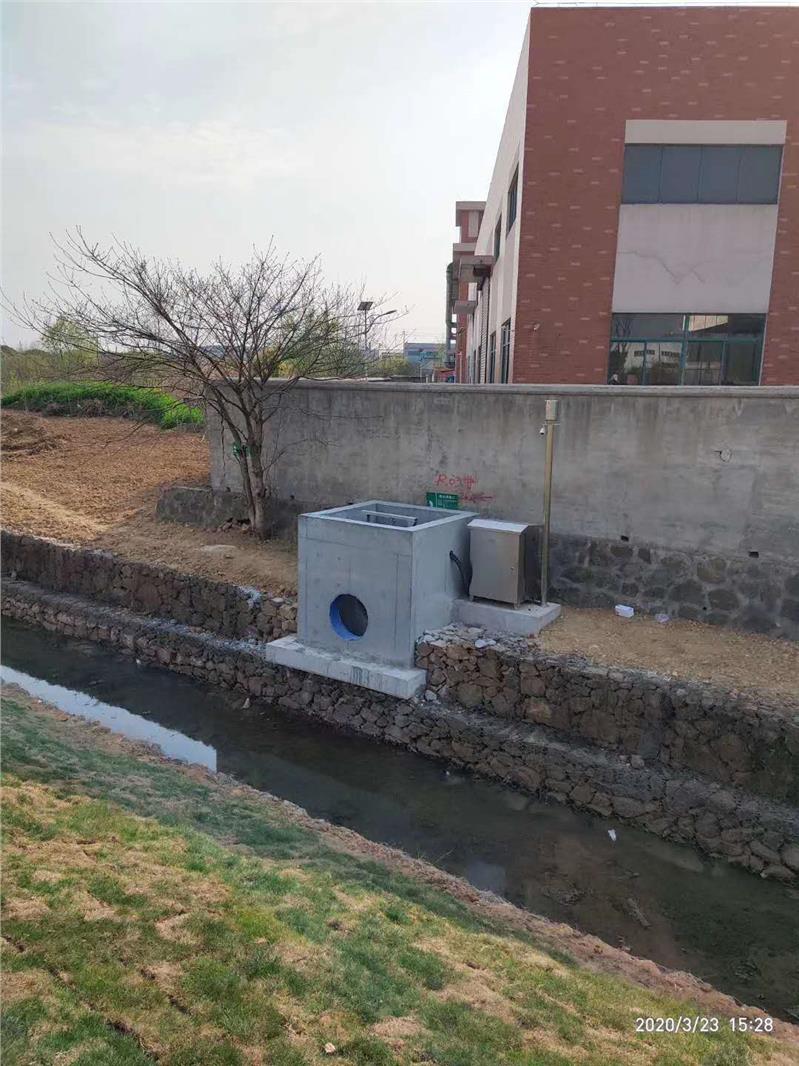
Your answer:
209;382;799;563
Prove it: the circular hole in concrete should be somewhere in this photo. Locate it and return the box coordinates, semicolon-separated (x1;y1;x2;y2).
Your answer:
330;594;368;640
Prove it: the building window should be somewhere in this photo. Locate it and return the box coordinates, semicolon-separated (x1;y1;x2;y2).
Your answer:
506;167;518;232
622;145;782;205
493;218;502;260
488;331;497;382
608;313;764;386
499;319;511;383
477;342;483;383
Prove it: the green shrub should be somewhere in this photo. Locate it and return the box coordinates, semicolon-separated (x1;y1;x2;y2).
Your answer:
1;382;203;429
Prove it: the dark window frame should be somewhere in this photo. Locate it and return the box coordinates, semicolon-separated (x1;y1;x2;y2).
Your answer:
499;319;511;383
506;167;519;232
493;218;502;260
488;331;497;382
622;144;782;205
608;313;764;386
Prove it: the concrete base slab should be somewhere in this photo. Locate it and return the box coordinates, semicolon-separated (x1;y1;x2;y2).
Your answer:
454;598;561;637
264;635;426;699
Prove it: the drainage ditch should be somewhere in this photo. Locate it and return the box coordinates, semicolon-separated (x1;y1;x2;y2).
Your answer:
2;617;798;1021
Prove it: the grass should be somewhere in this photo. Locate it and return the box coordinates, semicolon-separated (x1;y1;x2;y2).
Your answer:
1;382;203;429
0;691;789;1065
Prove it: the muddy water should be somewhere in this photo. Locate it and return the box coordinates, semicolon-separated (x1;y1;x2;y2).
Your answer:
2;618;798;1020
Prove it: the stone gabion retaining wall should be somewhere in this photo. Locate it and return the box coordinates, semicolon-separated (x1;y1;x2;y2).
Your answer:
0;530;296;643
550;533;799;640
155;486;250;529
418;626;799;806
4;578;799;884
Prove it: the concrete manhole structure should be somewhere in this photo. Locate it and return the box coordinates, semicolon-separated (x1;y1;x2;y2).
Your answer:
265;501;477;696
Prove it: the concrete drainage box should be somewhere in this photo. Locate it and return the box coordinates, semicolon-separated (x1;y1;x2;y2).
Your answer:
265;501;476;698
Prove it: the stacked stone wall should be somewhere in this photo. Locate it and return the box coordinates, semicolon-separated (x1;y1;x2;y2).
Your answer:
418;627;799;806
550;533;799;639
1;531;296;642
4;577;798;883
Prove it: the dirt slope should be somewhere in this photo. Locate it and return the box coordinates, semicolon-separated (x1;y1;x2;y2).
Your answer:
1;412;297;593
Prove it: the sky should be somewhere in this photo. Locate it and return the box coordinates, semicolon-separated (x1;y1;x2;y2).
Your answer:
1;0;535;349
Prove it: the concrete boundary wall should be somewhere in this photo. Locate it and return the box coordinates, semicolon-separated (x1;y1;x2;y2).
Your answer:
204;381;799;637
208;382;799;563
4;578;798;883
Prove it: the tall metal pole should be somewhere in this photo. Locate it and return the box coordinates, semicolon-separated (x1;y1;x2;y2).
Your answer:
540;398;559;606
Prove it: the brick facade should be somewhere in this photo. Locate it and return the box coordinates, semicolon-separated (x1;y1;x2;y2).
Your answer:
512;6;799;385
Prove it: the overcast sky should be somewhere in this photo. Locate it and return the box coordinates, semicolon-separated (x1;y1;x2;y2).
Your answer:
1;0;535;348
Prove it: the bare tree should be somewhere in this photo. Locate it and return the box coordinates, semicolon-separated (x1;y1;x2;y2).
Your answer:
8;231;397;537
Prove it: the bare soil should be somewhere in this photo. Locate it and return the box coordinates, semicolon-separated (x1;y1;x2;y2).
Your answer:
2;412;796;698
540;607;799;701
0;412;297;594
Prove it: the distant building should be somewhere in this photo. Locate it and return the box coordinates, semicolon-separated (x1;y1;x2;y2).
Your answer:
450;5;799;386
403;341;444;367
445;202;484;383
400;340;448;382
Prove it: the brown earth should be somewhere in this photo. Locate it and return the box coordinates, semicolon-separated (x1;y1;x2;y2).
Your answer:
0;412;297;594
540;607;799;701
1;412;796;698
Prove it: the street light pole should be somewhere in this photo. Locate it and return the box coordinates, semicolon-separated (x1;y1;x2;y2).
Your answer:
358;300;374;357
357;301;397;366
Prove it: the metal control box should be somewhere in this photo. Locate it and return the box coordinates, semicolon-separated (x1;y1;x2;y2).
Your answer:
468;519;541;606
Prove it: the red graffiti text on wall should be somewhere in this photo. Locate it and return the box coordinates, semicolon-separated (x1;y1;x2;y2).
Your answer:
433;472;494;506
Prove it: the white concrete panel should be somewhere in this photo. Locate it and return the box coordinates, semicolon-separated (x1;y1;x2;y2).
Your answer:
454;600;561;637
612;204;779;313
264;636;426;698
470;17;530;379
625;120;787;145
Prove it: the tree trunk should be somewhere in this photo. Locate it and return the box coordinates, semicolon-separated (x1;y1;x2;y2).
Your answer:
245;446;270;539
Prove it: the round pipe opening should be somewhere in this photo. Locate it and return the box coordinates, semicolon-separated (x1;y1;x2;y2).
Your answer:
329;594;368;640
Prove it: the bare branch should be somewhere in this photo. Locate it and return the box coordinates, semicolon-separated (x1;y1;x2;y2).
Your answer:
3;232;400;536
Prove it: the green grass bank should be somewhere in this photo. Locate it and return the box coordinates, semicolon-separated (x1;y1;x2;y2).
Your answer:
1;690;794;1066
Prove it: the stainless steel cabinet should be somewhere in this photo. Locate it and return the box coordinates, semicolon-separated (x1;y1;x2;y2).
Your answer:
468;519;540;606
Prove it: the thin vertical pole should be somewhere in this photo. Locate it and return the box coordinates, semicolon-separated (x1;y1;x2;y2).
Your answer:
540;398;559;606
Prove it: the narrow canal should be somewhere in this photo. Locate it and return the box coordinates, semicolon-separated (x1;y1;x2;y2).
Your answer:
2;618;797;1021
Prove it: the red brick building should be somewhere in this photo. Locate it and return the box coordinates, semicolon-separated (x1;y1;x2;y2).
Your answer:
449;6;799;386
